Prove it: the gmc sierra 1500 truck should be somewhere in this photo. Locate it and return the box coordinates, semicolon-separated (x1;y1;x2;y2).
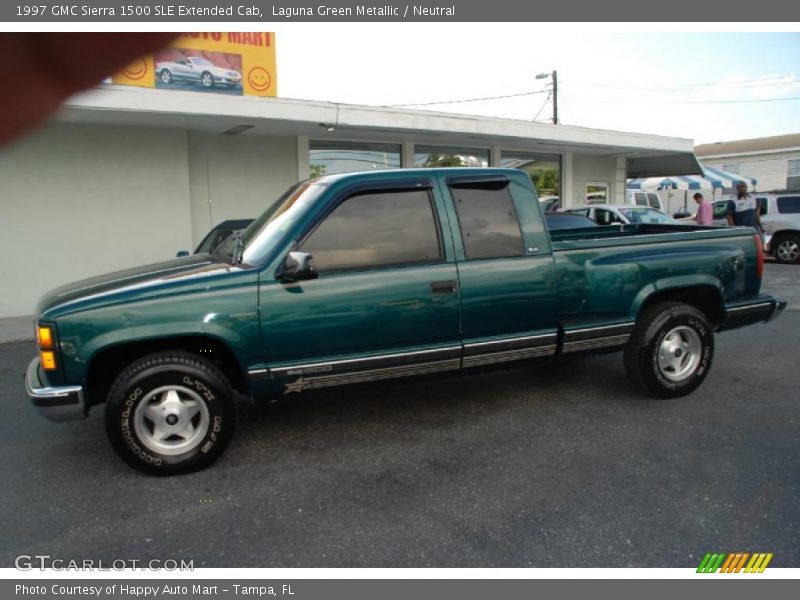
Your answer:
25;168;787;475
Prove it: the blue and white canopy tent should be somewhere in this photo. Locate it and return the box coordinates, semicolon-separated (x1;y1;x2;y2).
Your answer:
628;164;758;214
628;165;757;192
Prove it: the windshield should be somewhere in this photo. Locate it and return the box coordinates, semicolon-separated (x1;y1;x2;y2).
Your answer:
190;57;213;65
618;207;676;224
217;181;326;265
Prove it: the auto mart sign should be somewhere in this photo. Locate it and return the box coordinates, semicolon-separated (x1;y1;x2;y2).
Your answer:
112;32;277;97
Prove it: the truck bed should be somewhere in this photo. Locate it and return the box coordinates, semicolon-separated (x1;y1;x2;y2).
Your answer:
548;223;754;248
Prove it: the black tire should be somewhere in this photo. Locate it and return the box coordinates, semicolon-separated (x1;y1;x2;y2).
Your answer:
773;233;800;264
201;71;214;88
624;302;714;399
105;352;237;475
160;69;172;84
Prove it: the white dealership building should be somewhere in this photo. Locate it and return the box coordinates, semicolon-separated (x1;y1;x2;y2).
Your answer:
0;85;702;324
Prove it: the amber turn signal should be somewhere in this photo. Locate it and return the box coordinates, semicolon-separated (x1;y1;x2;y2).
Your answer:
37;325;53;350
40;351;57;371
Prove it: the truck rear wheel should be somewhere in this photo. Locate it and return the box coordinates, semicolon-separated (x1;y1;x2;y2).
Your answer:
624;302;714;399
105;352;236;475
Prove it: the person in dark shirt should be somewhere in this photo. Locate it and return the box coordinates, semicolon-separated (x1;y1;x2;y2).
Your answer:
727;182;764;236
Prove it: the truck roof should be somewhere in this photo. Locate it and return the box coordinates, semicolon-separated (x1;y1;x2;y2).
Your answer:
309;167;523;186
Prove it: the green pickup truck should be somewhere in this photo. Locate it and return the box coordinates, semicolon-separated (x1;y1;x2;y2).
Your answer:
25;168;786;475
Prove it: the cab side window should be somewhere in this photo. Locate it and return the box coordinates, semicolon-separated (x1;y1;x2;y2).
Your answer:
301;189;442;273
450;180;524;260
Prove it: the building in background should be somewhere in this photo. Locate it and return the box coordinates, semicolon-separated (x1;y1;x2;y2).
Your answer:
0;85;701;319
696;133;800;193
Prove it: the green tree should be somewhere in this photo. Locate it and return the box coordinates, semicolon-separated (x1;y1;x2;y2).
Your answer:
423;153;464;167
530;168;560;196
309;164;327;179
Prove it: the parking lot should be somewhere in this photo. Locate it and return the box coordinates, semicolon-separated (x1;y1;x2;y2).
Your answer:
0;263;798;568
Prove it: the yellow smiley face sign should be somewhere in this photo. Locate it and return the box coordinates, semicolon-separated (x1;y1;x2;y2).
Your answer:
113;32;277;98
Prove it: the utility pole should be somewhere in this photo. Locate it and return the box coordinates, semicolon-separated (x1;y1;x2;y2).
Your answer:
535;70;558;124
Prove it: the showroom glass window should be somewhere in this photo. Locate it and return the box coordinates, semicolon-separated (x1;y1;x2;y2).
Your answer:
414;145;489;168
500;150;561;198
449;180;524;260
300;189;442;273
309;141;401;177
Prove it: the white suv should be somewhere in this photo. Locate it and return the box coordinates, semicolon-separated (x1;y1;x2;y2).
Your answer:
706;193;800;264
625;190;664;212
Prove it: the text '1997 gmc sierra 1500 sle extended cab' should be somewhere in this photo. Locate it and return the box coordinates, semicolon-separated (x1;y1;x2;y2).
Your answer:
25;168;787;474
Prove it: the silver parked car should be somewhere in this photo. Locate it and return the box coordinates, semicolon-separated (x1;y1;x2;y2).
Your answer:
156;56;242;89
562;204;679;226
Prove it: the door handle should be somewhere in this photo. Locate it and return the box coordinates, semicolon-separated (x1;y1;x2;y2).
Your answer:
430;280;458;294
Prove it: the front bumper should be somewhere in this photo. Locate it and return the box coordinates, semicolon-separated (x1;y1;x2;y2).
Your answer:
24;357;86;422
720;295;787;331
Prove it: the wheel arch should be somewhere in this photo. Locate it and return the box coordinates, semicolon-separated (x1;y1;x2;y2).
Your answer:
631;280;724;328
86;335;250;407
770;228;800;245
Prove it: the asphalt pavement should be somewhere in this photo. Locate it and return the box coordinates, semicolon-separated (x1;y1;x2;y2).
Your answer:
0;264;797;568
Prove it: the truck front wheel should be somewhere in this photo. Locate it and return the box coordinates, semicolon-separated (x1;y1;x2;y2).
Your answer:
105;352;237;475
624;302;714;399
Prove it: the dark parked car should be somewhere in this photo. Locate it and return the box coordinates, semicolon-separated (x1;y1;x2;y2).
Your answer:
178;219;254;257
544;212;599;230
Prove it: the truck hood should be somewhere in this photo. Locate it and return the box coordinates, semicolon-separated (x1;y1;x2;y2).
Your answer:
36;255;240;319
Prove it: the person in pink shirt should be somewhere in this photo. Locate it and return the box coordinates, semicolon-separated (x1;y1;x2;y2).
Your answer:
694;192;713;225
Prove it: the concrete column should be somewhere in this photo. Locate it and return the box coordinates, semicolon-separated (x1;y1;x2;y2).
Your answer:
297;135;309;180
401;141;415;169
490;146;502;167
562;151;574;208
615;156;626;203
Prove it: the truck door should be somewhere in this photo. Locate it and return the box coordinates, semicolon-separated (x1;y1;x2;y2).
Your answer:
259;180;462;395
443;173;559;368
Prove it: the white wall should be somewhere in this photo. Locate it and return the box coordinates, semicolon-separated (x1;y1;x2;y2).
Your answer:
187;133;299;245
567;154;620;207
0;123;192;318
702;152;799;192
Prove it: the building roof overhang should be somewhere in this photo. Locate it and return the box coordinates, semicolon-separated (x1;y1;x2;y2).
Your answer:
57;85;702;178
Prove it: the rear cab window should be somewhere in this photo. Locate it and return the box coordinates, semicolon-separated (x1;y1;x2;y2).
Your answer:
448;179;525;260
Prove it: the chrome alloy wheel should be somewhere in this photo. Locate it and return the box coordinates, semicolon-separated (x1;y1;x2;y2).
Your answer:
777;239;800;263
657;326;702;382
133;385;210;455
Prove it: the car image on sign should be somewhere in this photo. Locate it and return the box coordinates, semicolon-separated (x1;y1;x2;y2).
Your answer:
156;56;242;89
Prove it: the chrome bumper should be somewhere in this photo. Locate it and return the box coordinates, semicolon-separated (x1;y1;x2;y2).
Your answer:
720;295;787;331
24;357;86;422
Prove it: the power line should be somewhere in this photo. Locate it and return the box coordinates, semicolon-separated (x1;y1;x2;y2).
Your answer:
562;74;799;91
566;96;800;105
388;89;548;108
532;92;552;123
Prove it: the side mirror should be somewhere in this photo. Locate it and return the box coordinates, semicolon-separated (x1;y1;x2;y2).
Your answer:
278;251;318;282
176;250;190;258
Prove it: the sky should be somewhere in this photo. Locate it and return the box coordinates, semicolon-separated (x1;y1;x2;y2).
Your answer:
275;26;800;145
